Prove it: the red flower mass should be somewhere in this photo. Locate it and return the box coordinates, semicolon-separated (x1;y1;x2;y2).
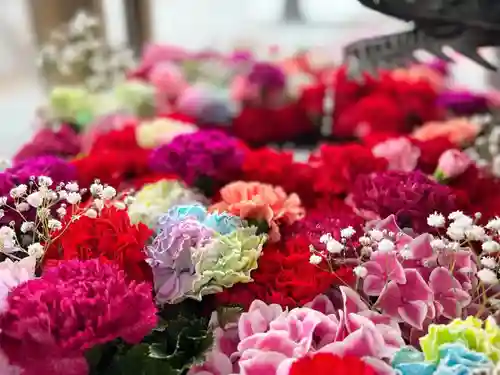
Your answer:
216;235;339;309
43;206;153;282
289;353;376;375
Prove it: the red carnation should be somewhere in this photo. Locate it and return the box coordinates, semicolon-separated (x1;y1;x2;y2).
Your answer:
289;353;376;375
216;236;337;309
43;206;153;282
89;125;141;154
72;148;151;188
310;143;387;198
242;148;315;206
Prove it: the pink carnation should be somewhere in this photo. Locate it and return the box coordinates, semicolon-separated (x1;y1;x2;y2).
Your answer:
0;260;157;375
372;137;420;172
210;181;305;242
189;287;402;375
435;149;472;179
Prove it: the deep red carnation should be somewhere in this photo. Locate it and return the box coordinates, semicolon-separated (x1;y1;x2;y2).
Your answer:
289;353;376;375
216;236;337;309
233;103;314;146
72;148;151;189
310;143;387;198
332;67;441;138
89;124;141;154
242;148;316;207
43;206;153;282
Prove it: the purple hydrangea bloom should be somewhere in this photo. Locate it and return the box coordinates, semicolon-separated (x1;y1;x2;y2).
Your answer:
149;130;244;187
350;171;458;233
8;156;77;185
437;90;489;115
248;62;286;90
146;216;214;304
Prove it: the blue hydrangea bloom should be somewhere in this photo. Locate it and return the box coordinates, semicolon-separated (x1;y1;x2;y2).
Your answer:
159;204;243;235
393;344;492;375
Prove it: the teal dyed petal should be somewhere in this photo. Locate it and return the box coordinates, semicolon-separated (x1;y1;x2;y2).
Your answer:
395;362;436;375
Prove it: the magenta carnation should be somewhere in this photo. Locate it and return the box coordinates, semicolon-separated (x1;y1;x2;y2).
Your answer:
0;259;157;375
149;130;244;189
13;124;81;164
8;155;77;185
350;171;458;233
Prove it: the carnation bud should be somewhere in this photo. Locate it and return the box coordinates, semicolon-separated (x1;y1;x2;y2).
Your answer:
435;149;472;181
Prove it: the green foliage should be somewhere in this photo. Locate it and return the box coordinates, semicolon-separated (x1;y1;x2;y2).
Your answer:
86;300;213;375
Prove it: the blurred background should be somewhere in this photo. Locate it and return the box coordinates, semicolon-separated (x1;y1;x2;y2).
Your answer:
0;0;496;157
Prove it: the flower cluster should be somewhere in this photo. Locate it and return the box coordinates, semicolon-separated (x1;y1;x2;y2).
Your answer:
146;204;267;304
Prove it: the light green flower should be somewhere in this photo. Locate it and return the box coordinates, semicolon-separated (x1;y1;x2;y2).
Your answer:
189;227;267;299
420;316;500;363
114;80;155;117
128;179;204;229
49;86;94;128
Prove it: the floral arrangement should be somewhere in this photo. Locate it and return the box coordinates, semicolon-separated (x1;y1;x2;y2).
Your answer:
10;30;500;375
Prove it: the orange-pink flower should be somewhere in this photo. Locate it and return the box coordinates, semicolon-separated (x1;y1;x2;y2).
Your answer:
412;118;480;146
210;181;305;242
391;65;445;92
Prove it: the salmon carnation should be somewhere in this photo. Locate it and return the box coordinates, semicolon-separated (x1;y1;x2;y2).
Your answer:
210;181;305;242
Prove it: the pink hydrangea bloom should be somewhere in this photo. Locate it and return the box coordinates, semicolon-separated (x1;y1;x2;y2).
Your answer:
0;260;157;375
189;287;403;375
372;138;420;172
364;215;474;329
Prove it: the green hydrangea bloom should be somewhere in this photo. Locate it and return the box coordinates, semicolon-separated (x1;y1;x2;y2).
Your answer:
189;227;267;299
420;317;500;363
49;86;94;128
128;180;203;229
114;80;155;117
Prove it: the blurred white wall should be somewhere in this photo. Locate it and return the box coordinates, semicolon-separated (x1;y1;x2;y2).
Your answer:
0;0;494;157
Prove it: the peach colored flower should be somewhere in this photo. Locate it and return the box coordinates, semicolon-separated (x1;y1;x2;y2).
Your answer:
210;181;305;242
412;118;481;146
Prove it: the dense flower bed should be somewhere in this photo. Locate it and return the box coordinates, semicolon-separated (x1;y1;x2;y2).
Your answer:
5;34;500;375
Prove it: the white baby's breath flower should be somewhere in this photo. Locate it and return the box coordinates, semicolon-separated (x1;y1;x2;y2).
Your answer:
56;207;67;218
353;266;368;278
482;240;500;253
10;184;27;198
66;192;81;205
309;254;322;265
85;208;98;218
26;192;42;208
377;239;395;252
448;211;466;221
340;226;356;239
102;186;116;200
478;268;498;285
320;233;333;244
486;217;500;231
48;219;62;231
481;257;497;269
27;242;44;259
16;202;30;212
465;225;486;241
0;197;7;206
453;215;474;229
369;229;384;241
326;238;344;254
124;196;135;205
447;224;466;241
58;190;68;200
65;182;79;192
430;238;446;250
38;176;53;187
427;212;445;228
90;183;103;196
20;221;35;233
